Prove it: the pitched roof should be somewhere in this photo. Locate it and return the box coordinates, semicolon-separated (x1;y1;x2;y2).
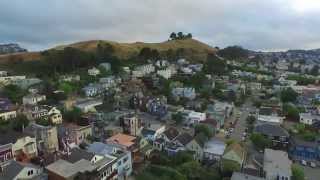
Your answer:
255;124;289;137
175;133;193;146
223;143;246;164
224;143;246;158
204;139;226;155
163;127;179;141
107;133;136;147
0;161;23;180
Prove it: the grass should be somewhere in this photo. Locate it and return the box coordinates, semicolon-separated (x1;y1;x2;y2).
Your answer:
0;39;217;65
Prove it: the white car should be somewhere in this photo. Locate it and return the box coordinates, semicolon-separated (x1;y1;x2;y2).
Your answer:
301;160;307;166
310;162;316;168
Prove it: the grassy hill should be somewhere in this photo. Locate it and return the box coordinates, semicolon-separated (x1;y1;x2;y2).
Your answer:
0;38;217;64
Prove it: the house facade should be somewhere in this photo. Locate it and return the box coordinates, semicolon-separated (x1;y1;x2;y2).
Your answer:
25;123;59;154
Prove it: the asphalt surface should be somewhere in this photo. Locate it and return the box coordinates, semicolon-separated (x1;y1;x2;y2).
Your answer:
230;100;253;141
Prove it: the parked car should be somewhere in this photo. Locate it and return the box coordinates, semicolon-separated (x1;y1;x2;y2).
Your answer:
301;160;307;166
309;162;316;168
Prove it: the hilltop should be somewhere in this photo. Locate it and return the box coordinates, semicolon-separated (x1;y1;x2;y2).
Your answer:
0;38;217;64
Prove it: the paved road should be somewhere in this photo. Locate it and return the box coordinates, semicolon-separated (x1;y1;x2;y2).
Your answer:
230;100;253;141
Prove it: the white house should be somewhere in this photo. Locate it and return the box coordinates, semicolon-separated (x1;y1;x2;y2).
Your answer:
87;142;133;179
172;87;196;100
22;93;46;105
248;82;262;91
0;71;7;77
0;75;26;85
82;83;104;97
157;68;173;79
258;107;284;125
88;67;100;76
75;98;103;113
184;110;206;124
136;64;155;76
0;110;16;121
299;113;320;125
203;139;226;161
12;78;42;89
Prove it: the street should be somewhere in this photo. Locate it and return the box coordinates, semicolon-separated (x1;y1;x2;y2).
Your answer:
230;100;253;141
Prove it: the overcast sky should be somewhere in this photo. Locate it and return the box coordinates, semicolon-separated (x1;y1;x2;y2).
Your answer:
1;0;320;51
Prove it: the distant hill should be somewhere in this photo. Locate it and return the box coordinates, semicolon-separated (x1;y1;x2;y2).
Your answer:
0;39;217;64
0;43;27;55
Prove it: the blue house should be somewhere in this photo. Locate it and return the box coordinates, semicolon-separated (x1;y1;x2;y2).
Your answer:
290;137;320;161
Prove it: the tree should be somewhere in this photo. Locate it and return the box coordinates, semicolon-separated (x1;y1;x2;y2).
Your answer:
205;53;227;75
177;32;184;39
217;46;249;60
310;65;319;76
12;115;29;132
172;112;184;124
292;164;305;180
63;108;82;123
139;47;152;61
283;104;300;121
2;84;26;103
96;42;114;60
194;124;214;138
58;82;75;95
177;161;220;180
170;32;177;40
250;133;272;150
280;88;298;103
186;33;192;39
221;159;241;177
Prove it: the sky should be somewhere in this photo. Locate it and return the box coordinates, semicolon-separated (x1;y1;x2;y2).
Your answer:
1;0;320;51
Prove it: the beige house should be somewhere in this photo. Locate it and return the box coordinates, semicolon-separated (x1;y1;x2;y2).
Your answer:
25;123;59;153
0;131;38;162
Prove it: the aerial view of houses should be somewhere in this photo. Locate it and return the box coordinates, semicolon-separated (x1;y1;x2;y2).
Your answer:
2;1;320;180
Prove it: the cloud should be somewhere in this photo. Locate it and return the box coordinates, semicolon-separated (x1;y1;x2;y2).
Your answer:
0;0;319;51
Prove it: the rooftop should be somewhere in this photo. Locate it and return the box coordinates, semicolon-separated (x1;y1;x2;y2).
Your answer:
255;123;289;137
263;149;292;176
46;159;94;178
106;133;136;148
204;138;226;155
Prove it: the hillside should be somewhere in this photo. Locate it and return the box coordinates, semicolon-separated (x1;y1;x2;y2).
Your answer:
0;39;217;64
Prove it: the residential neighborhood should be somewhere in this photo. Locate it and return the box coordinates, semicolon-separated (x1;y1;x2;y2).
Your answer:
2;10;320;179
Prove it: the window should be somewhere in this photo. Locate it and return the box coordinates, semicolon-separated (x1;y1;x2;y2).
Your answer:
27;170;34;176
